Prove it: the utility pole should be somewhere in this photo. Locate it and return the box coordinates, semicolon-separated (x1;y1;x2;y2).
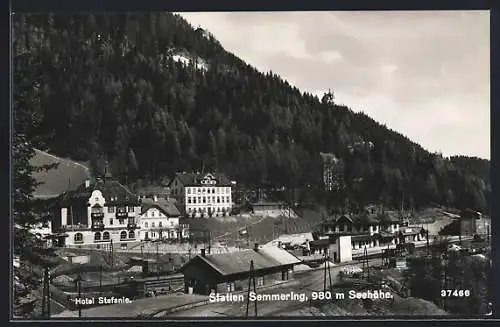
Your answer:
363;245;369;281
426;230;430;256
156;242;160;279
41;266;51;319
74;274;82;318
110;239;114;269
323;250;332;292
245;260;258;318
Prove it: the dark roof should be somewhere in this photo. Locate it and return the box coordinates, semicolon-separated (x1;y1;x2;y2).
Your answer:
401;229;421;236
310;239;330;247
375;231;395;238
135;185;170;196
322;208;402;227
351;234;373;242
140;199;181;217
171;172;232;187
251;201;283;207
181;247;298;277
57;179;139;207
460;209;482;219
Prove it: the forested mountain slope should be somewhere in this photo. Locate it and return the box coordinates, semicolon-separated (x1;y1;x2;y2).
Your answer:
13;12;490;212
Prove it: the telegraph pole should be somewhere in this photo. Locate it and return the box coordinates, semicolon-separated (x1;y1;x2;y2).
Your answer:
426;229;430;256
363;245;370;280
110;239;114;268
41;267;51;318
74;274;82;318
156;242;160;279
323;251;332;292
245;260;258;318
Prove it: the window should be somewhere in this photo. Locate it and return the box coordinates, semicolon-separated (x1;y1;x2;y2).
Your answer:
152;211;156;217
339;224;345;232
257;277;264;287
159;222;163;227
129;231;135;239
120;231;127;240
74;233;83;243
95;197;99;201
217;197;220;203
145;222;148;228
109;218;113;225
103;232;110;240
108;206;115;213
226;196;230;203
128;206;134;213
187;188;191;194
188;197;192;204
193;197;197;204
203;197;206;204
152;222;155;228
94;232;101;241
212;196;216;202
222;197;225;203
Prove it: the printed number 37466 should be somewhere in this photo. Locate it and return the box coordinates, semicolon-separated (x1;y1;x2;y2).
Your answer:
441;289;471;297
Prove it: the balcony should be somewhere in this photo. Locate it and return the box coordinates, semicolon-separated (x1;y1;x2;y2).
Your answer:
127;222;138;230
116;211;128;219
91;211;104;219
59;224;90;232
91;222;105;231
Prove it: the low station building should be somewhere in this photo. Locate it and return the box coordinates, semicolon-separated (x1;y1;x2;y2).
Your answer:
312;206;423;258
180;244;301;295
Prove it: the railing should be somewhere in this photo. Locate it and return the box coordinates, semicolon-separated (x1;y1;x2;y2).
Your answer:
116;211;128;218
91;212;104;219
127;223;139;230
59;225;89;232
91;223;105;231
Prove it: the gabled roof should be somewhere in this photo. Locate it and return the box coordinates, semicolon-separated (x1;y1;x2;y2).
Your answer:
171;172;232;187
140;198;180;217
181;246;299;277
57;179;140;207
259;244;301;266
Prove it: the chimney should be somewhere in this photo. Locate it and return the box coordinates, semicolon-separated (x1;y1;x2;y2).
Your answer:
254;243;259;251
85;179;90;188
200;249;206;257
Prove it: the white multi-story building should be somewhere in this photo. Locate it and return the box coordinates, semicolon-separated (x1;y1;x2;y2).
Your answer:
138;196;189;241
170;172;234;218
51;178;141;248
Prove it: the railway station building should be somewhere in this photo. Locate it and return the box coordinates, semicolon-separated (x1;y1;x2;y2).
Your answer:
180;244;301;295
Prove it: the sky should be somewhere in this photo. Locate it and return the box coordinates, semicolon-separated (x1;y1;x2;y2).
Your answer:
176;11;490;160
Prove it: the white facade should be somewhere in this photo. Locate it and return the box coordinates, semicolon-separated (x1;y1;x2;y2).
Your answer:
139;206;181;241
55;189;142;248
172;173;233;218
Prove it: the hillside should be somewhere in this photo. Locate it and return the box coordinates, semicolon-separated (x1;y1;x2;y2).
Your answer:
30;149;91;198
13;12;490;212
